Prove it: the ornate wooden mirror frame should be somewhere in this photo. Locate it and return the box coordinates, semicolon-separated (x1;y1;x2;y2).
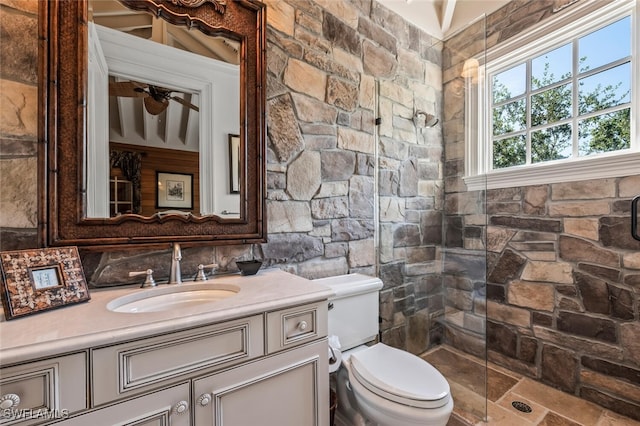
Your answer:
39;0;266;249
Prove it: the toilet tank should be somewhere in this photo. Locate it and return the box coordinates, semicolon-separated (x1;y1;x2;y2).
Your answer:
313;274;383;351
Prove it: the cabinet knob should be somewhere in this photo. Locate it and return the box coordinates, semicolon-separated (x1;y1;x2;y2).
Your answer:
297;321;308;331
0;393;20;410
173;400;189;415
197;393;212;407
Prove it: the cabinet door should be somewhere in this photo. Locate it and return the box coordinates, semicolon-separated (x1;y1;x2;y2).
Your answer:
62;383;190;426
193;340;328;426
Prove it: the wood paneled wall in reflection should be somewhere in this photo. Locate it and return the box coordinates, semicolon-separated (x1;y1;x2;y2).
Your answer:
110;142;200;216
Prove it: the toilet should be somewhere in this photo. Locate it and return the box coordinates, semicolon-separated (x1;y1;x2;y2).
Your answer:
315;274;453;426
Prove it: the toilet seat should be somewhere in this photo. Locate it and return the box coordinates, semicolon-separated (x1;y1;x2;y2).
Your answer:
349;343;450;409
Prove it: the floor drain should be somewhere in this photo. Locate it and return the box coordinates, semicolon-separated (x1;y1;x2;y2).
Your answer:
512;401;532;413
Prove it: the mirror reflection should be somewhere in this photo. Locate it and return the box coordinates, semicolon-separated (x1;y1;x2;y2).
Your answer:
86;0;241;219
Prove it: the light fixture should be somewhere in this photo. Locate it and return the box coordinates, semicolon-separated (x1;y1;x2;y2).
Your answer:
413;110;439;129
461;58;479;82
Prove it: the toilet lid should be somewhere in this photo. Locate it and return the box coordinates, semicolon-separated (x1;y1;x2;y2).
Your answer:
350;343;450;409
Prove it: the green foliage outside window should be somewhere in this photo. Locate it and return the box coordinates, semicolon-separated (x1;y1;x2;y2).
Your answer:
492;59;631;169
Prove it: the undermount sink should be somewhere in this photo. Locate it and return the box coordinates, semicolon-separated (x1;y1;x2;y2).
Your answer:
107;283;240;313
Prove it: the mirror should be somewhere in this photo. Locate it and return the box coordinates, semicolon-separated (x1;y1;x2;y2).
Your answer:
87;0;241;218
40;0;266;248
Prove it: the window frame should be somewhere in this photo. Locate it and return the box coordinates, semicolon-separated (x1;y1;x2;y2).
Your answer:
464;0;638;191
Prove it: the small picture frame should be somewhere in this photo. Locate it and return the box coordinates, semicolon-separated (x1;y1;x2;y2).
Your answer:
0;246;91;320
156;171;193;209
229;134;240;194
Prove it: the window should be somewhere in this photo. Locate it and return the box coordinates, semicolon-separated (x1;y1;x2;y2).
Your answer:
465;0;638;190
110;175;133;216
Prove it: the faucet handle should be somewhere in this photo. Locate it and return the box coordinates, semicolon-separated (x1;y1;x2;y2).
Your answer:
129;269;156;288
194;263;219;281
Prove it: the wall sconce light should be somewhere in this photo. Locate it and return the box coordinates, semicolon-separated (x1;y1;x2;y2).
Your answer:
413;110;439;129
462;58;479;83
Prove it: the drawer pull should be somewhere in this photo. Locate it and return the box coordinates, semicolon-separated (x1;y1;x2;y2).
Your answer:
173;400;189;415
297;321;308;331
0;393;20;410
197;393;212;407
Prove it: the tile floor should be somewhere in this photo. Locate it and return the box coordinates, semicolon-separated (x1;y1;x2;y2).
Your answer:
421;345;640;426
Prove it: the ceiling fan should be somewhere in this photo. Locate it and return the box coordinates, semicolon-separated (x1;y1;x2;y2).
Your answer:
109;80;200;115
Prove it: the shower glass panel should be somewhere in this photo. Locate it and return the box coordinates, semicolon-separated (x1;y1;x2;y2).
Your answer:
374;13;488;424
439;14;488;424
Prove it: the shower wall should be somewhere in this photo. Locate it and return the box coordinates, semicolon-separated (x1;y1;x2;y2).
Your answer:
263;0;446;357
486;177;640;420
442;0;640;421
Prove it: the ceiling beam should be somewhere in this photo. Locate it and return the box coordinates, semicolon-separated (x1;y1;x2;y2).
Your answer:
440;0;457;35
150;17;168;44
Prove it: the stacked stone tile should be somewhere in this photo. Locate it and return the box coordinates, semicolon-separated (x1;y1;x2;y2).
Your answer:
263;0;444;355
484;178;640;420
0;0;39;248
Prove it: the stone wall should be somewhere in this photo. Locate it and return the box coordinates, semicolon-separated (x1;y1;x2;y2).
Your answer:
0;0;39;249
263;0;444;355
442;0;640;420
0;0;444;356
486;177;640;420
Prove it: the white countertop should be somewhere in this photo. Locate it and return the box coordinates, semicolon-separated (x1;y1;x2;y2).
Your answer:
0;269;333;366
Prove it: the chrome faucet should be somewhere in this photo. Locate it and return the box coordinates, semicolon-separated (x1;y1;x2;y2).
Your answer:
169;242;182;284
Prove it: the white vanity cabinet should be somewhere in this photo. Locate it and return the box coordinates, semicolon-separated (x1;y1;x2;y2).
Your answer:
1;300;329;426
0;270;333;426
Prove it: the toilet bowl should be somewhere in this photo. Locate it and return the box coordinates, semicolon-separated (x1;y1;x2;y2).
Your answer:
315;274;453;426
340;343;453;426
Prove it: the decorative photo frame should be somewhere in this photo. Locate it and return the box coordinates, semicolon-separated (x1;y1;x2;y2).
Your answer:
229;134;240;194
0;246;90;320
156;171;193;209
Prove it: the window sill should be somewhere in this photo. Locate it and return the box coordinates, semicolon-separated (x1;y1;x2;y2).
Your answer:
463;151;640;191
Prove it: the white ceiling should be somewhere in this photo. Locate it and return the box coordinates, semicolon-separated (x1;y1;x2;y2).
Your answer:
377;0;510;40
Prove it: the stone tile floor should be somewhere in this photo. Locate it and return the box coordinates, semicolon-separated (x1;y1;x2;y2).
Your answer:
422;345;640;426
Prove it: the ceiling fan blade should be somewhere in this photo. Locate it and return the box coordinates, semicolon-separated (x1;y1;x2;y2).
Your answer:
109;81;149;98
170;96;200;112
143;96;169;115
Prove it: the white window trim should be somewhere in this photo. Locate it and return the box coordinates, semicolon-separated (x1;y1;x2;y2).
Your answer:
464;0;638;191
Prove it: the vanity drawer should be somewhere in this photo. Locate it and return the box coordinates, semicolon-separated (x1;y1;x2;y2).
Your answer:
91;314;263;406
0;352;87;426
266;302;328;354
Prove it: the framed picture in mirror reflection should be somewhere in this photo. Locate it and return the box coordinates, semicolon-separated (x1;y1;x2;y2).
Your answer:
229;134;240;194
156;171;193;210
